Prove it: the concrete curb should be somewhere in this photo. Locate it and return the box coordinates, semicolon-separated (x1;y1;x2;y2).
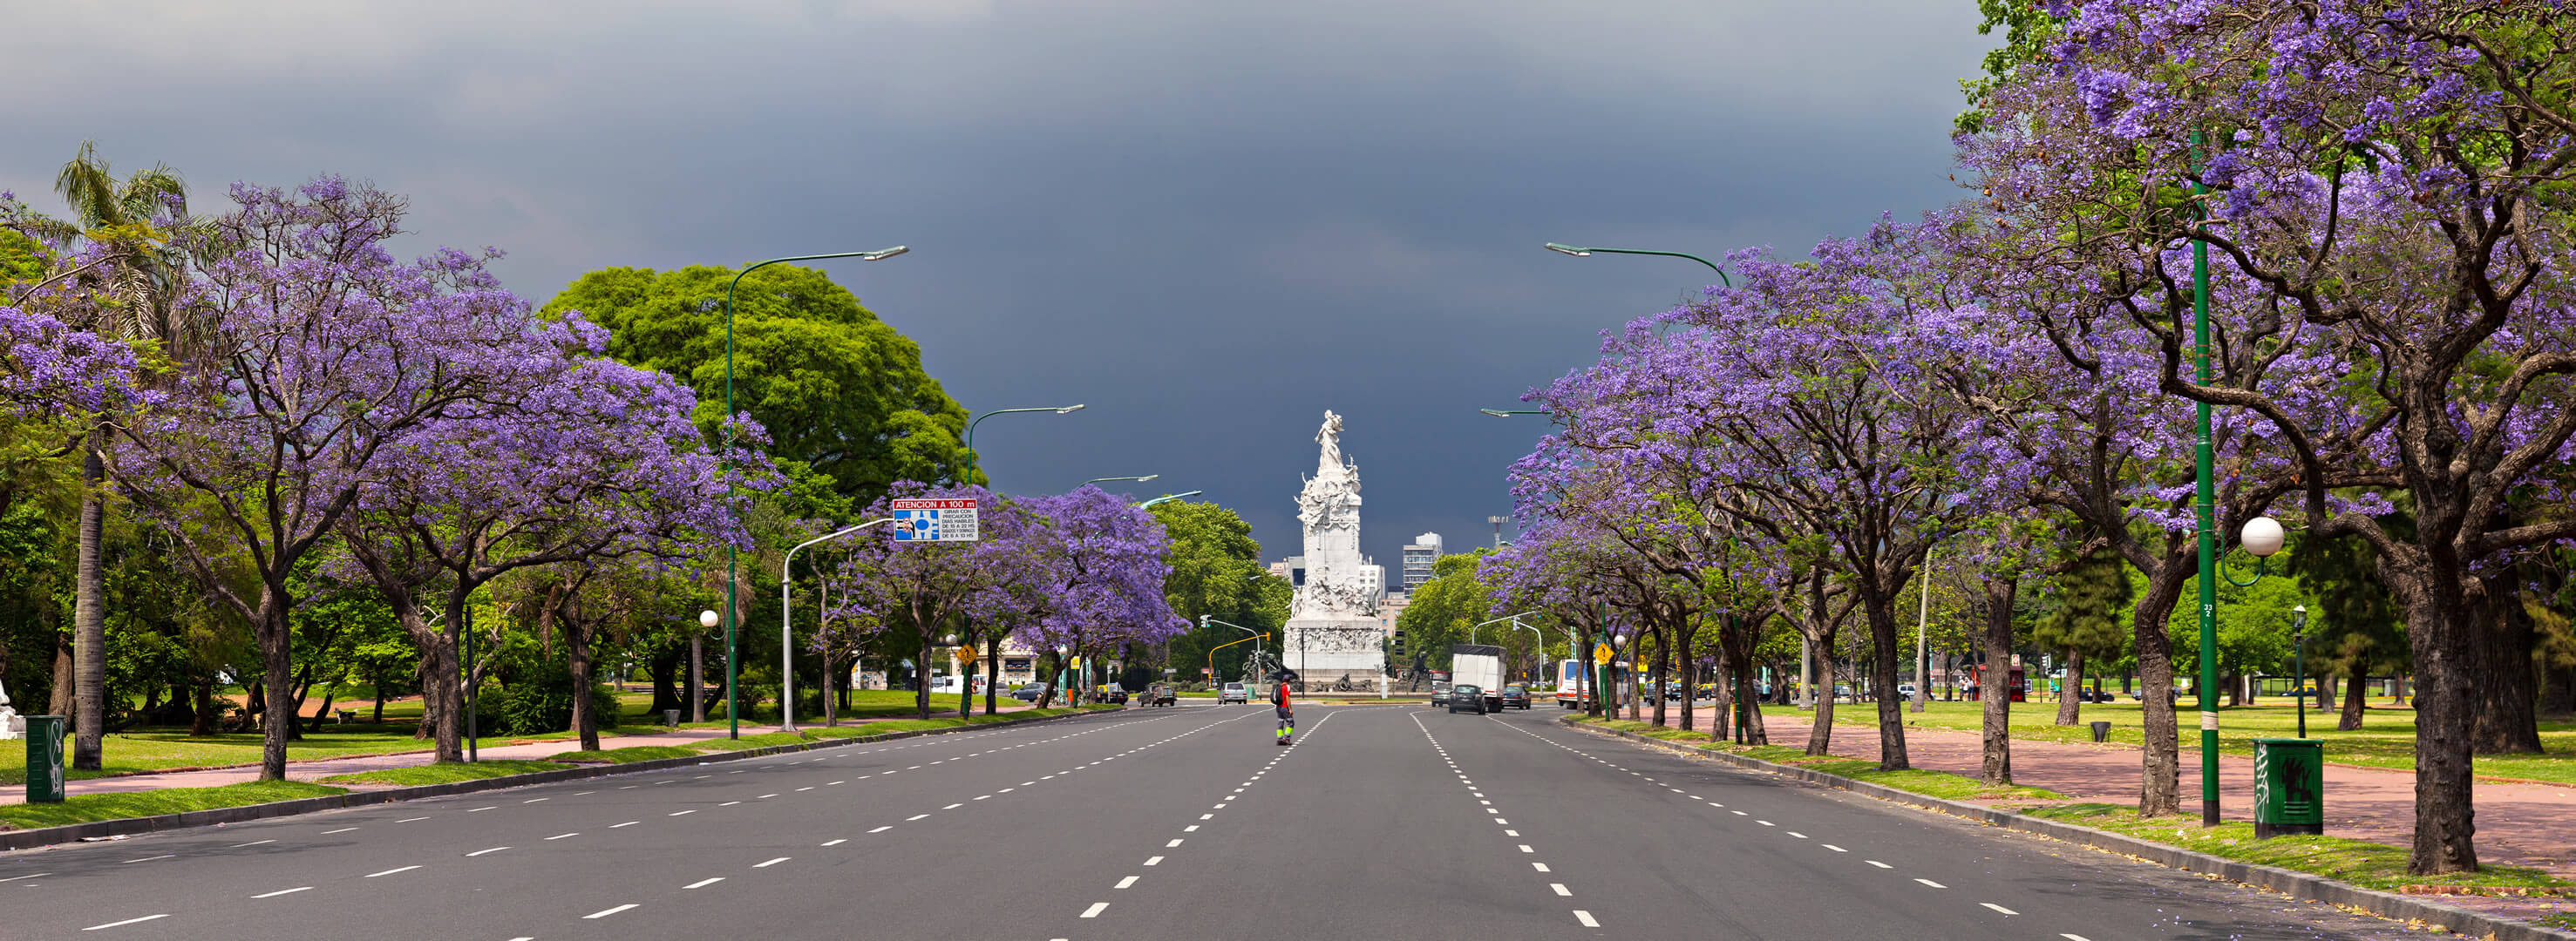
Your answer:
0;707;1118;853
1560;716;2576;941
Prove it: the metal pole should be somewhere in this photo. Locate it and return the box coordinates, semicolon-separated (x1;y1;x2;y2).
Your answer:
1913;563;1930;713
464;605;477;763
780;519;894;734
2192;128;2221;826
724;247;907;740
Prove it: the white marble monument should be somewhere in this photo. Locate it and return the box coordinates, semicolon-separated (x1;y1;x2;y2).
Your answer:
1282;411;1386;687
0;677;18;740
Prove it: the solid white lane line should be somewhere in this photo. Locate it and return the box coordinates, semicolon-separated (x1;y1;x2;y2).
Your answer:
869;826;893;833
0;873;48;882
251;886;312;898
1116;876;1139;889
757;794;778;799
2061;935;2092;941
547;833;580;841
1757;821;1776;827
524;797;548;803
396;816;429;823
612;821;639;829
231;839;275;847
466;847;512;856
364;866;421;877
719;802;741;807
82;914;168;931
822;839;846;846
943;802;963;809
121;855;174;863
1866;860;1891;869
975;795;991;800
1914;878;1947;889
1081;903;1109;918
1981;903;2017;915
669;809;695;816
1550;883;1571;897
1573;910;1600;928
755;857;791;868
1144;856;1164;866
1788;832;1806;838
907;814;929;821
584;904;639;918
829;781;845;785
797;787;812;792
1823;844;1846;852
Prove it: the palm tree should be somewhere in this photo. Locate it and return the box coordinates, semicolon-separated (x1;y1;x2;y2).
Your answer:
45;141;200;770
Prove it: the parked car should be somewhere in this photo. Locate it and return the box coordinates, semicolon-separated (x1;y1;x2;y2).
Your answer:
1219;681;1249;704
1498;685;1533;710
1011;682;1050;702
1142;684;1177;707
1446;683;1487;714
1097;686;1129;705
1897;683;1918;700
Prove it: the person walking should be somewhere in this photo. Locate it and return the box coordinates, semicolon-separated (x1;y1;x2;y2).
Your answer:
1273;671;1296;746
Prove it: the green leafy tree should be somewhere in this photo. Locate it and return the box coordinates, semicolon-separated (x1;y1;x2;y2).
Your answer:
1148;499;1280;685
2032;545;2131;724
1396;553;1498;674
542;265;974;518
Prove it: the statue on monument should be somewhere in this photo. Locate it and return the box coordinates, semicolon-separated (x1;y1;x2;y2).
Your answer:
1315;410;1345;475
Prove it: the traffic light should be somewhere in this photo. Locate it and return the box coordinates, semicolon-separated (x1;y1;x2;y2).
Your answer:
1391;629;1406;658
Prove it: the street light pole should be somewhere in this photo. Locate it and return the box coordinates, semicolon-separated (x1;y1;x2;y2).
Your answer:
779;518;897;733
2188;126;2225;825
1084;475;1159;488
724;246;908;741
1136;491;1202;509
1468;612;1537;646
1542;243;1734;288
964;404;1087;484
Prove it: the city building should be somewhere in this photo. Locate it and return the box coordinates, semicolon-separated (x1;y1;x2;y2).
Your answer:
1269;555;1306;586
1401;532;1442;591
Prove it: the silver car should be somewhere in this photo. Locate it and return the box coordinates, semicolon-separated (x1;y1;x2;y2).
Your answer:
1219;682;1249;704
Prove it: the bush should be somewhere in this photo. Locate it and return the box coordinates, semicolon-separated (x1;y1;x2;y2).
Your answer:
477;660;620;736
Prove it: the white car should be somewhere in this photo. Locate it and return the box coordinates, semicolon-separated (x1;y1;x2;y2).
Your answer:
1219;682;1249;704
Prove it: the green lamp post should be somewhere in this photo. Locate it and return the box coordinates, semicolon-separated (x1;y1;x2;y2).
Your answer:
1137;491;1202;509
722;247;908;740
964;405;1087;484
1084;475;1159;487
1543;243;1733;288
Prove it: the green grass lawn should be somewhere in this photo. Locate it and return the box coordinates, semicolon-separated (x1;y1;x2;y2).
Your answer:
317;760;571;786
1581;717;2063;801
1813;699;2576;785
550;745;703;764
2017;802;2573;893
0;781;346;830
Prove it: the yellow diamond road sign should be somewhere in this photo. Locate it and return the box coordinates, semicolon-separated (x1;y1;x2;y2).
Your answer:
1593;643;1614;666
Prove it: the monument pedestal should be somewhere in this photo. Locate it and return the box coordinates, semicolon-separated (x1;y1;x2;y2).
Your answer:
1283;617;1385;689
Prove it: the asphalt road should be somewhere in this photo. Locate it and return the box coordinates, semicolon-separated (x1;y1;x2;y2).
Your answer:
3;703;2444;940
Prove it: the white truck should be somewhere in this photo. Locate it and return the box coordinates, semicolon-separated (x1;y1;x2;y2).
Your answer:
1450;644;1504;712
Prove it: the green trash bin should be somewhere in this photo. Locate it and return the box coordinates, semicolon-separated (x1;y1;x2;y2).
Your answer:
24;714;66;804
2252;737;2323;838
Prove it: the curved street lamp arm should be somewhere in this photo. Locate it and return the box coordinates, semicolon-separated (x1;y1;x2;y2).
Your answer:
1543;243;1733;288
778;517;898;732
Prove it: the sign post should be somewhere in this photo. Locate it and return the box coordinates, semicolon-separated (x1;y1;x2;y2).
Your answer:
891;498;981;542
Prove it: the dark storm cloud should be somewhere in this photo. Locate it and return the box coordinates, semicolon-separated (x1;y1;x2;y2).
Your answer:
2;0;1997;569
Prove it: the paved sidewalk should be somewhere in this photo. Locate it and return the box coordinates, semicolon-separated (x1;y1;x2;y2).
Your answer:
1635;705;2576;877
2;706;1034;806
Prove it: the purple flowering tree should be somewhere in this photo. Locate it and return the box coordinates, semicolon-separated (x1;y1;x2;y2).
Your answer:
821;483;1013;721
336;352;754;762
1005;486;1185;707
1979;0;2576;870
95;177;663;780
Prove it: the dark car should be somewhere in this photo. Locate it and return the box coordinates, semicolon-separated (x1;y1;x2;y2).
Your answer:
1010;683;1050;702
1098;687;1130;706
1499;686;1532;710
1447;683;1487;714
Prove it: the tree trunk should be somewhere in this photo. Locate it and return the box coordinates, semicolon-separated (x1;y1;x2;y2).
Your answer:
255;602;294;781
2131;562;2192;816
2471;589;2542;754
47;633;73;721
1738;665;1767;745
568;614;599;752
1648;640;1668;728
649;648;681;717
2054;648;2085;726
1982;576;2016;785
71;441;105;770
984;636;1003;716
189;679;218;736
1861;588;1909;771
1676;647;1695;733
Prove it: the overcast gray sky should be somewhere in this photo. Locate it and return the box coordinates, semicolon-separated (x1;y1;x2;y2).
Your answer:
3;1;1997;572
